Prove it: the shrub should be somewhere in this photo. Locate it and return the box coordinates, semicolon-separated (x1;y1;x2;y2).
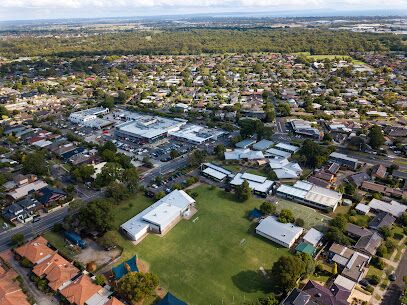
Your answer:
365;285;374;293
369;275;380;285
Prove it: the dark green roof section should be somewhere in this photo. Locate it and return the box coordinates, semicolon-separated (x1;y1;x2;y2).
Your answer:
295;242;316;256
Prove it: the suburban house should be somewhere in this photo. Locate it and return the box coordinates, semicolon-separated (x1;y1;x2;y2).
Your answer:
36;187;67;207
121;190;195;241
328;152;360;170
361;181;406;199
282;280;350;305
0;263;31;305
328;243;370;282
2;198;42;223
7;179;48;200
59;273;107;305
32;252;79;291
302;228;324;247
367;198;407;218
368;211;396;230
15;236;55;265
345;223;383;256
255;216;303;248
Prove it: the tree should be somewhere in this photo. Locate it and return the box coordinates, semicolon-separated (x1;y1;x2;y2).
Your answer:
330;214;348;230
277;103;291;117
23;151;48;176
78;199;113;233
272;255;305;292
0;105;9;117
295;218;305;227
170;149;180;159
11;233;24;245
278;209;295;223
379;226;393;240
123;167;139;193
368;125;384;149
188;149;206;167
117;272;159;303
98;231;120;249
326;226;351;245
95;162;122;187
260;202;276;215
297;139;328;168
235;180;251;202
95;274;106;286
72;164;95;182
106;182;129;202
297;253;315;278
332;262;338;275
214;144;226;159
238;118;264;139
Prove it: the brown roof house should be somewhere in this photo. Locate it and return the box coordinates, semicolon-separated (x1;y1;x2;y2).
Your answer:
0;264;31;305
32;252;79;291
371;164;387;180
59;274;107;305
15;236;54;265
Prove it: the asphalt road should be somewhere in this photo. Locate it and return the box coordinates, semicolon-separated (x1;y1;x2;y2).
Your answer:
0;207;69;252
381;250;407;305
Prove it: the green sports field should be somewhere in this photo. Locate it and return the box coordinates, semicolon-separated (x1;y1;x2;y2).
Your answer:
116;185;289;305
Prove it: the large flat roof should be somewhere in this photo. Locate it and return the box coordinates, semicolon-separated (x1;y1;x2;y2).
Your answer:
115;112;186;139
169;124;224;144
256;216;303;245
121;190;195;237
142;204;182;228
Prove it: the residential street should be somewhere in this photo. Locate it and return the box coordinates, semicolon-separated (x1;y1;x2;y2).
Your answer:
0;207;69;252
380;249;407;305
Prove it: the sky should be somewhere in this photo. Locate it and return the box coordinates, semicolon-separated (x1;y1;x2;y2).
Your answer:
0;0;406;21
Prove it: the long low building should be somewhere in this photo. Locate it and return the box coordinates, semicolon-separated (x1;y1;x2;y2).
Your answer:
277;180;342;212
69;107;111;128
256;216;303;248
230;172;274;197
200;163;234;182
121;190;195;241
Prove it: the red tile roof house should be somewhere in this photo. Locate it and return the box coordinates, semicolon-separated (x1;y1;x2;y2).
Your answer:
0;264;31;305
32;252;79;291
59;273;108;305
14;236;54;265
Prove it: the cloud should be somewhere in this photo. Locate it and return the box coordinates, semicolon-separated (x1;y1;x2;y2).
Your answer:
0;0;406;20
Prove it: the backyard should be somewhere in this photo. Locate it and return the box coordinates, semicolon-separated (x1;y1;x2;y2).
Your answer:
113;184;289;305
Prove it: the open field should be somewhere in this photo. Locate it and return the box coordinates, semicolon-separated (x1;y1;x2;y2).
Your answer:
292;52;365;64
113;185;289;305
273;198;331;231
